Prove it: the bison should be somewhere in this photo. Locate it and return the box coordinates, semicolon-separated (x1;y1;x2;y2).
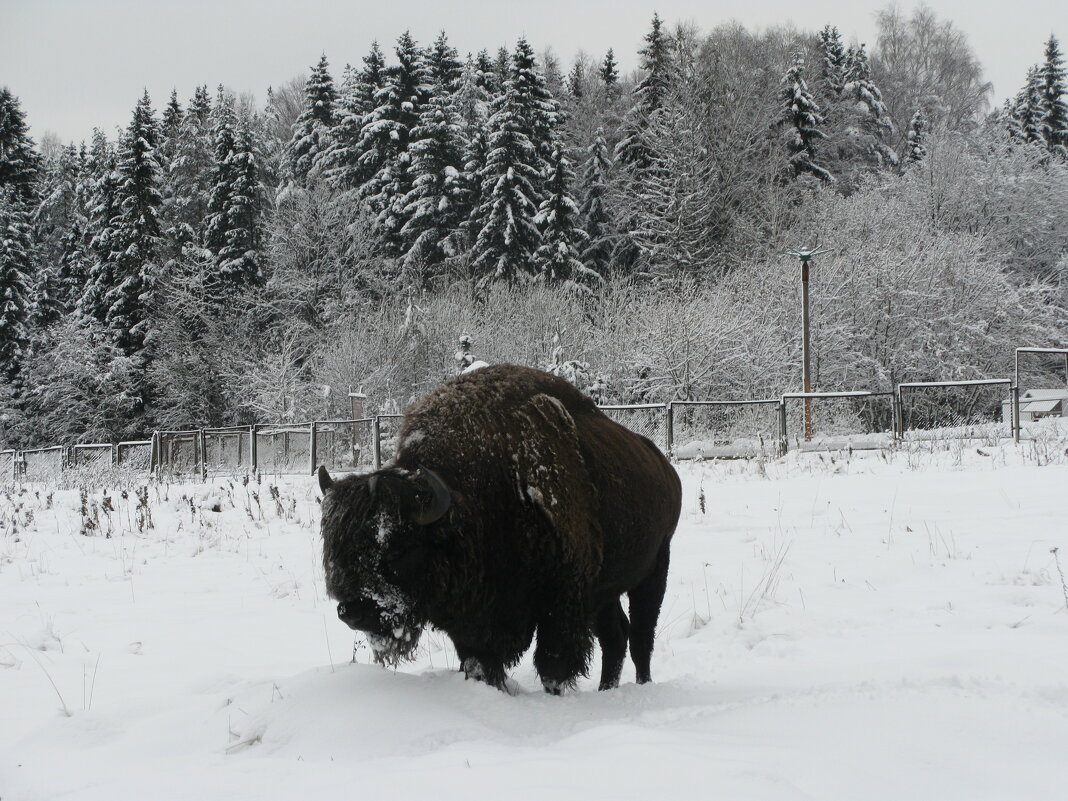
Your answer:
318;364;682;694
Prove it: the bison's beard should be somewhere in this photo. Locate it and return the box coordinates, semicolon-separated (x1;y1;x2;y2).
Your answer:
366;624;424;667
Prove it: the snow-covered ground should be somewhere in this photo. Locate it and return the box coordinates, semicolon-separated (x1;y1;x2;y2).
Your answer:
2;437;1067;800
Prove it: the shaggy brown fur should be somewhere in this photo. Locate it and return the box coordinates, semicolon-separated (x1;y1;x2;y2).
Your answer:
320;364;681;693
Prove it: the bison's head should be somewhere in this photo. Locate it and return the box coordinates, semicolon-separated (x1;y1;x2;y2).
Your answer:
318;465;451;666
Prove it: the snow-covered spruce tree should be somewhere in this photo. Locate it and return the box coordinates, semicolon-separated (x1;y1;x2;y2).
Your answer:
509;38;559;168
1009;66;1046;145
600;48;619;96
79;129;121;323
33;142;86;321
162;85;214;260
455;55;490;129
103;90;163;358
287;54;337;186
455;330;474;373
475;50;501;95
842;44;897;170
359;31;432;254
204;90;238;264
1039;35;1068;157
534;144;597;290
906;110;928;163
159;89;183;167
205;98;265;292
612;14;674;274
579;127;614;277
615;14;674;170
317;41;387;191
399;85;468;284
426;31;464;94
816;26;847;102
469;82;543;288
567;60;586;99
0;188;33;381
0;87;41;205
779;53;833;183
454;124;489;260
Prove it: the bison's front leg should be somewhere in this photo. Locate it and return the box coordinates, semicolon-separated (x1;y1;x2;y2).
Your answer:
534;592;594;695
453;643;509;692
594;599;630;690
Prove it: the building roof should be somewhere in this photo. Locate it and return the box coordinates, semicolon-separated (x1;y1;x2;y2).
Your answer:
1022;399;1062;413
1021;389;1068;401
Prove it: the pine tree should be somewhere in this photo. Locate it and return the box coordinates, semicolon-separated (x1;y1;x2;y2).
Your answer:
494;47;512;88
579;127;613;276
475;50;501;95
455;55;490;128
400;87;468;282
534;144;596;290
470;84;543;287
160;89;183;166
1038;35;1068;157
287;54;337;185
359;31;432;253
80;129;121;322
567;61;586;99
218;117;265;287
1010;66;1045;145
906;110;928;163
0;188;32;380
600;48;619;95
779;53;833;183
318;42;387;190
426;31;464;93
163;86;214;259
842;44;897;169
816;26;846;101
0;88;41;205
104;91;163;357
204;90;238;261
615;14;674;169
509;38;559;168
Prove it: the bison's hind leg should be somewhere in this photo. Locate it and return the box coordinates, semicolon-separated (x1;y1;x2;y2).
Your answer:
594;599;630;690
627;541;671;684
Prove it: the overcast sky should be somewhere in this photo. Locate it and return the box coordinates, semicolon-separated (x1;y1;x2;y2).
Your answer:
2;0;1063;144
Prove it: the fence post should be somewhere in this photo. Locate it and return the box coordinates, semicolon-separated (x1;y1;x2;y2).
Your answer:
198;430;207;481
891;388;901;441
1011;384;1021;443
372;416;382;471
309;421;318;475
665;403;674;456
250;425;258;474
778;400;788;456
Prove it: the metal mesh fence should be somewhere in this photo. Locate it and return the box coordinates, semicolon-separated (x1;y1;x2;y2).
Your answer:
117;441;152;470
255;425;311;475
670;400;782;459
899;381;1012;441
0;450;15;480
158;432;199;477
315;419;375;472
22;447;66;482
203;428;253;476
783;392;895;452
599;405;669;452
70;444;113;470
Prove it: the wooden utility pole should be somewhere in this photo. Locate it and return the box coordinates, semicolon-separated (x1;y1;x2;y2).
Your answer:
782;246;834;441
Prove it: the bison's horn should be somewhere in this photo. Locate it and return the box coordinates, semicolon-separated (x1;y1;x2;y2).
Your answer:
317;465;333;494
413;468;451;526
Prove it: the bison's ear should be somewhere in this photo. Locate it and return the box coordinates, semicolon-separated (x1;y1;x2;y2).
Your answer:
317;465;334;494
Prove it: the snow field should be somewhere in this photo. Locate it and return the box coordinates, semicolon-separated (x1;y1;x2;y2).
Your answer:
2;440;1067;800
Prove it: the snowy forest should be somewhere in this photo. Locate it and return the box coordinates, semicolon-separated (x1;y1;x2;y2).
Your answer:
1;7;1066;447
